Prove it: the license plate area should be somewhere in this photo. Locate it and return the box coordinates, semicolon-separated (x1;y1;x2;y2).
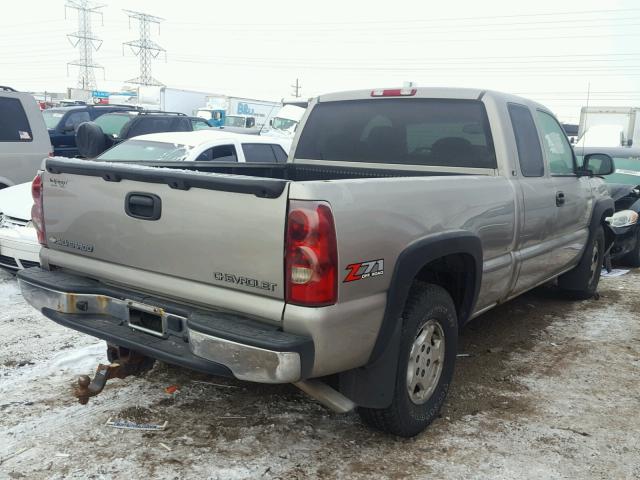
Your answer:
127;301;166;337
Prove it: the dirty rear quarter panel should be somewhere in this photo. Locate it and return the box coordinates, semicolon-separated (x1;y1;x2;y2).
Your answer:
284;175;516;376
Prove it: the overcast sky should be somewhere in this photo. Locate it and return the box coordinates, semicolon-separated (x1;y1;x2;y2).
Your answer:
1;0;639;122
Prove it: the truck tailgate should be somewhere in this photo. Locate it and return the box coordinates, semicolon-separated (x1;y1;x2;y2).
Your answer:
42;159;289;300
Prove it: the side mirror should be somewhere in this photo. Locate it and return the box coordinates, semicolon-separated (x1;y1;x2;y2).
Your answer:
63;124;76;133
582;153;615;176
246;117;255;128
269;119;273;126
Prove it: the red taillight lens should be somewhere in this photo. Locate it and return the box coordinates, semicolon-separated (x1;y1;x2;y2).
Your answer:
285;200;337;307
31;172;47;246
371;88;417;97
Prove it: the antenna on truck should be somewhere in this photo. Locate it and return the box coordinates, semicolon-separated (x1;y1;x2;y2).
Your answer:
581;81;591;156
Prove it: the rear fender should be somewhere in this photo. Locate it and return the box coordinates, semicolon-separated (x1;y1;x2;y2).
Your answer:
338;231;482;408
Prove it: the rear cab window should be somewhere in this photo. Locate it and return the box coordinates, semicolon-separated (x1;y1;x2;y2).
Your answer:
294;98;496;169
0;97;33;142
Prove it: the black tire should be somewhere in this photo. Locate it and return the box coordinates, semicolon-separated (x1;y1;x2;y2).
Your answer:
0;183;7;190
76;121;107;158
357;283;458;437
622;229;640;268
558;225;604;299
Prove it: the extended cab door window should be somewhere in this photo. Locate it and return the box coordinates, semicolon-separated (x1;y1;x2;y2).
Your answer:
536;111;576;176
242;143;278;163
508;104;544;177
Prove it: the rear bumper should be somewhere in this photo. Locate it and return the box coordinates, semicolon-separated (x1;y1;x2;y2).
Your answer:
17;267;313;383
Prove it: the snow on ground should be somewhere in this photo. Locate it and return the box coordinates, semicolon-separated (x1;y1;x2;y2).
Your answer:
1;267;639;479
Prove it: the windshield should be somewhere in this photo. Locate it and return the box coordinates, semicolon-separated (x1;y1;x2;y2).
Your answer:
272;117;297;131
42;110;65;129
224;116;246;127
95;113;136;137
97;139;194;162
577;154;640;185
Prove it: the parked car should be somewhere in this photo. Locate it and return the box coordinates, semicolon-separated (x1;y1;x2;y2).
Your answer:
95;130;291;163
577;147;640;266
75;111;194;158
0;182;38;270
42;105;136;157
0;86;52;188
18;87;614;438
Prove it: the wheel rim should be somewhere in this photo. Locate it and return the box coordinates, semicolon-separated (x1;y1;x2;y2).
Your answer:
589;240;600;285
406;319;445;405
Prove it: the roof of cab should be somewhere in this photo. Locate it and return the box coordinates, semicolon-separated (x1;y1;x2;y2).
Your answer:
317;87;551;113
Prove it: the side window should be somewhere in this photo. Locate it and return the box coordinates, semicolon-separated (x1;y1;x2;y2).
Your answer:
0;97;33;142
197;144;237;162
242;143;277;163
536;110;575;176
191;118;210;130
64;111;91;130
508;104;544;177
272;145;288;163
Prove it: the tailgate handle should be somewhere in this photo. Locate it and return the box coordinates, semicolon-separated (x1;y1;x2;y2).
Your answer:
125;192;162;220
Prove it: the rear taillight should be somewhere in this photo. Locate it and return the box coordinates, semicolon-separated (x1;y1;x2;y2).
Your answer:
285;200;337;307
31;172;46;246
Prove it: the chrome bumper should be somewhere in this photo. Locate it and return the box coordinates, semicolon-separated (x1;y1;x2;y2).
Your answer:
19;278;303;383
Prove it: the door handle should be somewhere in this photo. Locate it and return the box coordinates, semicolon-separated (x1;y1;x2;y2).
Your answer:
125;192;162;220
556;191;566;206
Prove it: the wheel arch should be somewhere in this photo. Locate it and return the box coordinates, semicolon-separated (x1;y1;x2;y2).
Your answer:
338;231;483;408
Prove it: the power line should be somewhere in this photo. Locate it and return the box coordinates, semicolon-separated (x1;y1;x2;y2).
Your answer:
122;10;165;86
65;0;105;90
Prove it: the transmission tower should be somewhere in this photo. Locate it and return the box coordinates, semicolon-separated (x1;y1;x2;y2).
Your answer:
65;0;105;90
291;78;302;98
122;10;166;86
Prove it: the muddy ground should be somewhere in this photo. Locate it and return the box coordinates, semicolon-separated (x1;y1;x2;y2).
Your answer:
1;268;639;479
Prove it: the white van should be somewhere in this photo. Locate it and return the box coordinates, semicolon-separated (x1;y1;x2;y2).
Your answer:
0;87;52;188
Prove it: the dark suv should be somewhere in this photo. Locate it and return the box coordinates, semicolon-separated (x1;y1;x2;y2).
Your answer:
75;111;205;158
43;105;136;157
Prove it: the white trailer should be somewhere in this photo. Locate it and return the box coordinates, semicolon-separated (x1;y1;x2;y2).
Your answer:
196;95;281;128
577;106;640;148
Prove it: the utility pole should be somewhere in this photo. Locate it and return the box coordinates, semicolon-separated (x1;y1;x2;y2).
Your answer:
122;10;166;86
65;0;105;91
291;78;302;98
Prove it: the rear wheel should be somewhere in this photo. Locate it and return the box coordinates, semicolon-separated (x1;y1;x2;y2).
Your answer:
357;283;457;437
558;225;604;299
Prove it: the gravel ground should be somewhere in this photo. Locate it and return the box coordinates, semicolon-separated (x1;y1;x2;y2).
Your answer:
1;268;639;479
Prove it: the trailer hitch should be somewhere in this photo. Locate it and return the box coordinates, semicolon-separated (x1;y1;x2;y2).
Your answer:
74;347;154;405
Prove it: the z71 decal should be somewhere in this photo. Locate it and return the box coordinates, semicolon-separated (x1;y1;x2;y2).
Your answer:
344;259;384;282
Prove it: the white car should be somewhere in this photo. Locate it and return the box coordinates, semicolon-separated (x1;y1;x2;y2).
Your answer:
0;182;39;270
97;130;291;163
0;130;292;270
